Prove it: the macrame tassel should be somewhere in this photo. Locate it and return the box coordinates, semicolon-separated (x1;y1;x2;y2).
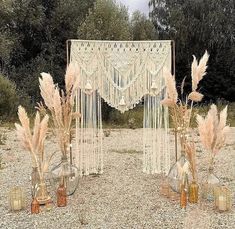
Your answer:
150;79;158;95
85;80;92;94
119;96;126;113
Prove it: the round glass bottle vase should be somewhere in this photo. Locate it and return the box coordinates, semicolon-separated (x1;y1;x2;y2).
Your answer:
202;167;220;201
167;154;189;193
50;155;79;196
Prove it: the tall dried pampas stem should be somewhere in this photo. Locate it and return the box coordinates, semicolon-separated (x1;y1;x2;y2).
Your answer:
15;106;51;180
191;51;209;92
163;67;178;104
197;104;230;167
185;142;197;181
39;63;80;157
161;51;209;163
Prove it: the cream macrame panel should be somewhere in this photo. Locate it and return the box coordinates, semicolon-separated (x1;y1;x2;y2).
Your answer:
70;40;172;175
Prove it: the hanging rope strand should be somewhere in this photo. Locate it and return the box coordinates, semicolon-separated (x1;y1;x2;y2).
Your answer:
70;40;172;175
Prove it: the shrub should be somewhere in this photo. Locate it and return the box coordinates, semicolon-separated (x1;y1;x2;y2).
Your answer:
107;105;144;128
0;74;20;120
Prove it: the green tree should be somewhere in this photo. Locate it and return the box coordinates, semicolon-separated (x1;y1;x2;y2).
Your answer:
78;0;132;121
0;74;19;120
0;0;15;73
131;11;157;40
78;0;131;40
0;0;95;105
150;0;235;102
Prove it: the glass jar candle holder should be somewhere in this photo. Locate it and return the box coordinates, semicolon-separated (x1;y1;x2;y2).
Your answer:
214;186;232;212
9;187;25;211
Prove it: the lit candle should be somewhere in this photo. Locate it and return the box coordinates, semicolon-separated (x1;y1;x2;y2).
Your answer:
218;195;227;211
13;200;22;211
9;187;25;211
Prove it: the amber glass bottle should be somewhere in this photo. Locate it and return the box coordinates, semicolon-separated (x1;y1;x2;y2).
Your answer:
189;181;199;203
31;198;40;214
57;181;67;207
180;184;187;209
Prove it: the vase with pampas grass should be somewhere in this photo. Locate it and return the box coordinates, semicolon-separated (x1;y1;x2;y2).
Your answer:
15;106;52;204
197;104;230;201
185;142;199;203
38;63;80;196
163;51;209;193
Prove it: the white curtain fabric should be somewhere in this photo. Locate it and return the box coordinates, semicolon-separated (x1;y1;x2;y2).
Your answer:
69;40;172;175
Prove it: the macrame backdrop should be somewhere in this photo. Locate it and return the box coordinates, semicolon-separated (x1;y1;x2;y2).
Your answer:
69;40;173;175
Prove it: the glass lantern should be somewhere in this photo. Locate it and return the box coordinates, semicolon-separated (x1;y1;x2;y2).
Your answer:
9;187;25;211
214;186;232;212
150;80;158;95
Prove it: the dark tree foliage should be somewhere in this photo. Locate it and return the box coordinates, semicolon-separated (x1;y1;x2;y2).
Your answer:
0;0;95;104
150;0;235;102
131;11;157;40
0;0;156;120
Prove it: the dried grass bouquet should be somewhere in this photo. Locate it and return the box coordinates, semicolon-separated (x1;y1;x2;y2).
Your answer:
161;51;210;189
161;51;209;161
38;64;80;159
15;106;52;182
197;104;230;169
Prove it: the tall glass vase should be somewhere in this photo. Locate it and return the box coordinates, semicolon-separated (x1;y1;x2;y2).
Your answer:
50;155;79;196
31;167;40;197
167;154;189;193
31;167;51;205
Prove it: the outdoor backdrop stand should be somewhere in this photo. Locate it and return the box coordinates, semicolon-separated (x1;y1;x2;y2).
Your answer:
67;40;174;176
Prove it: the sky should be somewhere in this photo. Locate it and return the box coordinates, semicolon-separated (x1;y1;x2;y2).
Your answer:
117;0;149;16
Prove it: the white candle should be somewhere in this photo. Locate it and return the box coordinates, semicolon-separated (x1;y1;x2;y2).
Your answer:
13;200;22;211
218;195;227;211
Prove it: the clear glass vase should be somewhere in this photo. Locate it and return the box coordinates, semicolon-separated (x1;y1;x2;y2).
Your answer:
31;167;51;204
202;167;220;201
31;167;40;197
36;181;51;205
167;154;189;193
50;156;79;196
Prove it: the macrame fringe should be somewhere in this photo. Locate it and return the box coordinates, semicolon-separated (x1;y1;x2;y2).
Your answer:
70;40;172;176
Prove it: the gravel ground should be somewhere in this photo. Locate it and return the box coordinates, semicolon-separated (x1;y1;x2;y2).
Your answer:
0;127;234;229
